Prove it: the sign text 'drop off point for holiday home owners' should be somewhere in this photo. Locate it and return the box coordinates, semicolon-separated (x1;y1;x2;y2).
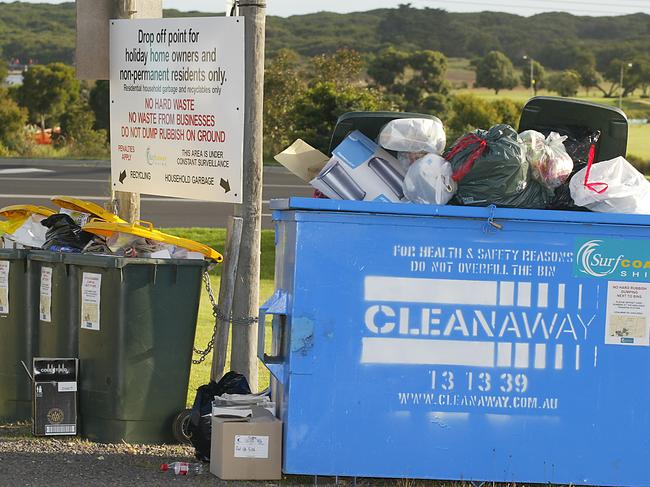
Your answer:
109;17;244;203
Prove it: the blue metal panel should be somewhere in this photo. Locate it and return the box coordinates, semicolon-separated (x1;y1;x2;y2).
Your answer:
263;198;650;485
270;196;650;227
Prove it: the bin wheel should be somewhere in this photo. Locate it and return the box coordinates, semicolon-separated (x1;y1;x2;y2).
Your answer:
172;408;192;444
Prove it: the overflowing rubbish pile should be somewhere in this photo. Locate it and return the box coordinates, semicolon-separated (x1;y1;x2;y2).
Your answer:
276;105;647;215
0;196;222;262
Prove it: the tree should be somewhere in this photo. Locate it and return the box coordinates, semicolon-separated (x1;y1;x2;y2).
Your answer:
368;48;450;115
17;62;79;132
0;59;8;86
491;98;523;128
263;49;306;159
473;51;518;94
89;80;110;132
367;47;409;87
0;89;27;151
289;81;391;154
628;56;650;98
596;59;636;98
447;94;498;141
521;60;546;96
573;52;602;96
59;100;107;158
311;49;364;88
447;94;523;142
465;32;501;57
407;50;450;96
547;70;581;97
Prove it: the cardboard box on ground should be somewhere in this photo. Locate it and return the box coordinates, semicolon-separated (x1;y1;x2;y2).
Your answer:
33;358;78;437
210;407;282;480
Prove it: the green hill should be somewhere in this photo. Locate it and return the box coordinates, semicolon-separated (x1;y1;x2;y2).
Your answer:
0;2;648;69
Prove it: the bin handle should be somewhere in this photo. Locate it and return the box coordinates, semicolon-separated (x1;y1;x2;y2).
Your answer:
135;220;155;230
258;290;288;384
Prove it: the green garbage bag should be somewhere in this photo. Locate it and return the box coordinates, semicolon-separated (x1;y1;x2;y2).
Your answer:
445;124;551;209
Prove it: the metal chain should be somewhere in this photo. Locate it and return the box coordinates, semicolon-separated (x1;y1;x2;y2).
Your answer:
192;270;259;365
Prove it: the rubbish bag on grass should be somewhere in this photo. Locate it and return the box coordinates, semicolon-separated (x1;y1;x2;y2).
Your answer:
403;154;456;205
445;124;550;209
569;156;650;214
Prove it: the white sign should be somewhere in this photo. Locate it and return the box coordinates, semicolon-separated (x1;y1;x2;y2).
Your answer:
110;17;244;203
40;267;53;323
57;382;78;393
234;435;269;459
605;281;650;346
0;261;8;315
81;273;102;331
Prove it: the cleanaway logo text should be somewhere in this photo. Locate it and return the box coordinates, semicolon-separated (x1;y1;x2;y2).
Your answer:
576;240;623;278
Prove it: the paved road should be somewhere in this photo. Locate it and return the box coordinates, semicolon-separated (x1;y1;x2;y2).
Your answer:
0;159;312;228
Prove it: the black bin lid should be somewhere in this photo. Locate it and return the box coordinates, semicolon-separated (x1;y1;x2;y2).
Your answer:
328;111;437;154
518;96;628;162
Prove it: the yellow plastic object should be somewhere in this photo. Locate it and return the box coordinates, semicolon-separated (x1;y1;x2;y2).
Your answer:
0;219;25;235
82;220;223;262
51;196;125;223
0;204;56;221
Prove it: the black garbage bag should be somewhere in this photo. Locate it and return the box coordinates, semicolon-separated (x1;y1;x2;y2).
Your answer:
40;214;94;251
545;128;601;210
445;124;550;209
187;371;251;462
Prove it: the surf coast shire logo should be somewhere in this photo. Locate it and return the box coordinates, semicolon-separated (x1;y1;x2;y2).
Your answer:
146;147;167;167
576;239;650;278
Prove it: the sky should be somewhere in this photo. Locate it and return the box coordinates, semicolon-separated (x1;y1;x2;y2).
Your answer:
4;0;650;17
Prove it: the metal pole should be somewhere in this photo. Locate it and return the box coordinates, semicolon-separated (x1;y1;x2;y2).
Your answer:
530;57;535;97
112;0;141;222
619;62;625;110
230;0;266;391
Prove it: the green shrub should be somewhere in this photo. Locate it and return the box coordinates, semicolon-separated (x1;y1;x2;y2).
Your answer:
0;90;28;151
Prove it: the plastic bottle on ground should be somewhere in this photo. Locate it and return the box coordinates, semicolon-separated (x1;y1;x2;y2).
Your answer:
160;462;204;475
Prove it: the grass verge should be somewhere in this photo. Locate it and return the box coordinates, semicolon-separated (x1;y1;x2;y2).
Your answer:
161;228;276;405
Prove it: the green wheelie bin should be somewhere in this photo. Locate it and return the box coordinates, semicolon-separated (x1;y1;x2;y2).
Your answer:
65;253;206;444
0;205;57;422
0;249;37;422
28;251;79;359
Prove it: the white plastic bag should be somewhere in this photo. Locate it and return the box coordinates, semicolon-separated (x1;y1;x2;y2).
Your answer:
379;118;446;157
569;156;650;214
403;154;457;205
4;215;48;248
520;130;573;190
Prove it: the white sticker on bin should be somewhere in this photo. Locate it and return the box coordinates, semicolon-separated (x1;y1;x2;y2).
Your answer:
40;267;52;322
234;435;269;459
0;260;9;315
81;272;101;331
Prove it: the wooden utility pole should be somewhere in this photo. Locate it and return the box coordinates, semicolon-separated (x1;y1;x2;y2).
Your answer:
230;0;266;391
211;217;243;381
113;0;141;222
77;0;161;221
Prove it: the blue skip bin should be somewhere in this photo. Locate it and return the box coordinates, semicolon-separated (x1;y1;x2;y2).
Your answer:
260;197;650;486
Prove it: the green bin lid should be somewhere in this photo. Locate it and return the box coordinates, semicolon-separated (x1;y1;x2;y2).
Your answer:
328;111;438;154
518;96;628;162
